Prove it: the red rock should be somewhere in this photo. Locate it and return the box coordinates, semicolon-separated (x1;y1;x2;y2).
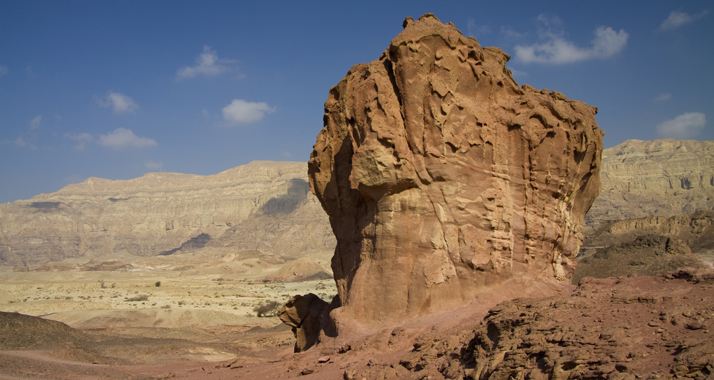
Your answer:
308;14;604;324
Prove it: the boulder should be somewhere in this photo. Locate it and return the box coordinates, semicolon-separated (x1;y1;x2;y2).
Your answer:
277;294;329;352
308;14;603;324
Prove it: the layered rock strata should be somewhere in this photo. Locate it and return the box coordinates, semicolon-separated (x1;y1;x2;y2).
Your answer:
308;14;603;323
0;161;335;267
586;139;714;226
581;210;714;257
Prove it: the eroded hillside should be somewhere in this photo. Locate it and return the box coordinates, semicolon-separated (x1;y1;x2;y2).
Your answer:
0;161;335;267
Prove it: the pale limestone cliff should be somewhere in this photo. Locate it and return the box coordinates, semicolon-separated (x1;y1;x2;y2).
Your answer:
586;139;714;226
308;14;603;324
0;161;335;267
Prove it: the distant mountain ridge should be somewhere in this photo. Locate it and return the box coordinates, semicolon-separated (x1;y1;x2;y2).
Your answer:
586;138;714;226
1;139;712;268
0;161;335;267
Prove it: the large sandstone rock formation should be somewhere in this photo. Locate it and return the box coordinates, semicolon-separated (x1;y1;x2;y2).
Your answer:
0;161;335;267
308;14;604;323
586;139;714;226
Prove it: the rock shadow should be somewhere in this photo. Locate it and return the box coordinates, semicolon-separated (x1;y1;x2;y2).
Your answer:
259;178;310;216
159;233;211;256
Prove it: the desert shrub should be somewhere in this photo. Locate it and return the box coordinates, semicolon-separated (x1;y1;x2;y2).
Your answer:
155;281;161;287
126;294;149;302
253;300;282;317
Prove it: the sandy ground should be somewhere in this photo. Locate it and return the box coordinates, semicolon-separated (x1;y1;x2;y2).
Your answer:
0;270;334;327
0;257;337;379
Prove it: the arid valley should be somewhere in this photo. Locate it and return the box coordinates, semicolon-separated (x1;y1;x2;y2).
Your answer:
2;12;714;380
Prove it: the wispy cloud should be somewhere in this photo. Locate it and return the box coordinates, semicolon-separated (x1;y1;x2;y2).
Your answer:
144;160;164;171
176;46;236;80
97;91;139;114
654;93;673;102
30;115;42;130
514;14;628;64
0;66;7;78
659;10;709;31
14;136;26;147
222;99;276;125
500;26;525;39
656;112;706;138
97;128;156;149
467;19;491;38
64;132;94;151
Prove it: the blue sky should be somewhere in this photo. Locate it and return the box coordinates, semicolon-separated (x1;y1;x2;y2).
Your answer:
1;1;712;203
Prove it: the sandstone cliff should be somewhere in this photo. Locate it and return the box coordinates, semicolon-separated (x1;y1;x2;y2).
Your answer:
308;14;603;324
586;139;714;226
0;161;335;267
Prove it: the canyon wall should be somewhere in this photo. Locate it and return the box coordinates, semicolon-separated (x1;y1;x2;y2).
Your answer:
0;161;335;267
586;139;714;226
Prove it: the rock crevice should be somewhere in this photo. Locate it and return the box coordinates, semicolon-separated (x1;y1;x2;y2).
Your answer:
308;14;604;324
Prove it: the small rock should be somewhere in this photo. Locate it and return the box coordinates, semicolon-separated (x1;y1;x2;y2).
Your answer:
685;321;704;330
300;368;315;375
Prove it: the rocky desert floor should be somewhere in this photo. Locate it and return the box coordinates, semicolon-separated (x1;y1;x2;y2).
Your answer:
1;253;712;379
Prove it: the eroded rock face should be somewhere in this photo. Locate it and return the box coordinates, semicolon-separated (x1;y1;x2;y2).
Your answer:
277;294;329;352
0;161;335;267
586;138;714;227
309;14;603;323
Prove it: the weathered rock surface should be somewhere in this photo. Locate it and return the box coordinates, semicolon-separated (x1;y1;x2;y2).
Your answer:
586;138;714;226
0;161;335;267
573;234;709;284
387;270;714;380
581;210;714;257
308;14;603;323
277;293;330;352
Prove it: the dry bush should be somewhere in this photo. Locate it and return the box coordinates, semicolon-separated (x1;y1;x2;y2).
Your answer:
253;300;281;317
125;294;149;302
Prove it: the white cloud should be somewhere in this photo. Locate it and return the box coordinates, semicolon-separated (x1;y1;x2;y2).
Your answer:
14;136;26;147
467;19;491;38
654;93;673;102
65;132;94;151
656;112;706;139
514;14;628;64
30;115;42;130
144;160;164;171
97;91;139;114
500;26;525;38
222;99;276;125
176;46;236;80
97;128;157;149
0;66;7;78
659;10;709;31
